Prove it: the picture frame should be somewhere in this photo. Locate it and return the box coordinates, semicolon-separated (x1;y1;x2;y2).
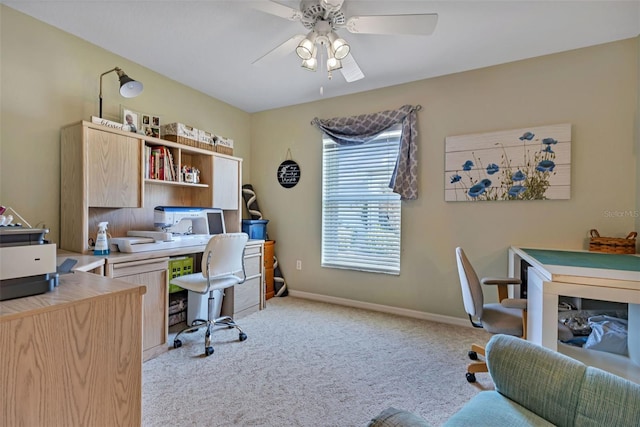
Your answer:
121;107;140;134
121;105;161;138
141;113;162;139
444;123;571;202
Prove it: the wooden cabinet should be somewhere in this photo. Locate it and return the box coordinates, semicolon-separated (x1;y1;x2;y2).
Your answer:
107;257;169;362
213;155;240;209
61;122;143;253
0;272;145;426
264;240;275;300
60;121;243;254
86;127;142;207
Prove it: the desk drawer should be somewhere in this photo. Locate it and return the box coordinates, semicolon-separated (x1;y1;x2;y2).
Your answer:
244;244;262;257
234;276;260;318
109;258;169;278
244;252;261;278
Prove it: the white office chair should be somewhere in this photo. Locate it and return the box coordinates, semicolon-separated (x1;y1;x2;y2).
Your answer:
171;232;249;356
455;247;527;382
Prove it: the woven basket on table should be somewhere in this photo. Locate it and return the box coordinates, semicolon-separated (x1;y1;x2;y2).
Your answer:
589;229;637;254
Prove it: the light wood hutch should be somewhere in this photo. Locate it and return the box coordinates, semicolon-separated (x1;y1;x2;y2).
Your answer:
60;121;264;361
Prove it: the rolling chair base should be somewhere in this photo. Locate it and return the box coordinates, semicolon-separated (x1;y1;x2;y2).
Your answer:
173;315;247;356
466;343;487;383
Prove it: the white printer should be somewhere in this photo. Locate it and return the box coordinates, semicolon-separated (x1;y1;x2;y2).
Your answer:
0;228;57;301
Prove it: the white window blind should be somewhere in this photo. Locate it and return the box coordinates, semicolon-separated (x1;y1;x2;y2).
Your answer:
322;125;402;275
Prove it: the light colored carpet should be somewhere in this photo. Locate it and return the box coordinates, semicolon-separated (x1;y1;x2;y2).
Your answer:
142;297;494;426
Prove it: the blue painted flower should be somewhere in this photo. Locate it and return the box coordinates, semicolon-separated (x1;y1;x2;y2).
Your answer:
542;138;557;145
536;160;555;172
512;170;526;181
519;132;535;141
450;174;461;184
543;146;554;153
486;163;499;175
468;183;487;198
462;160;474;171
480;179;492;188
508;185;527;197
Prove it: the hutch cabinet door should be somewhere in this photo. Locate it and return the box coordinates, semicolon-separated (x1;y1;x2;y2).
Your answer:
213;155;239;210
87;128;142;207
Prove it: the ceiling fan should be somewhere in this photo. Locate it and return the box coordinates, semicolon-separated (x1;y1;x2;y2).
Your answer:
252;0;438;82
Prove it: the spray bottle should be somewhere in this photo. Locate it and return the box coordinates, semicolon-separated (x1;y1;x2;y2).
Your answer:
94;222;110;255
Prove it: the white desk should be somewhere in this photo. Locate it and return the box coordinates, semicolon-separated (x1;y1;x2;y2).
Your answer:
508;246;640;383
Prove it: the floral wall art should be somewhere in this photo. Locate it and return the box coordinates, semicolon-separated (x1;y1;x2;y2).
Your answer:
445;123;571;202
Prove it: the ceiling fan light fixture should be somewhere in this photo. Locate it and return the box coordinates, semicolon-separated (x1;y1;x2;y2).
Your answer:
301;46;318;71
328;32;350;60
295;32;316;60
301;57;318;71
327;56;342;72
320;0;344;13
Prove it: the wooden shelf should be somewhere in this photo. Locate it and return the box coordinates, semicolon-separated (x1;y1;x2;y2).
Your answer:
144;179;209;188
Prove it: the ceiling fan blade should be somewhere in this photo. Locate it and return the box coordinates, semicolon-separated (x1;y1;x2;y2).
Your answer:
345;14;438;36
252;1;302;21
252;34;305;66
340;54;364;83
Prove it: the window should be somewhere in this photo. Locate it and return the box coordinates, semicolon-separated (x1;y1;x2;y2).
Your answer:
322;125;402;275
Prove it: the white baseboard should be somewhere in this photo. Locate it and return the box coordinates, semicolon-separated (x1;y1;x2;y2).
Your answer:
287;290;473;328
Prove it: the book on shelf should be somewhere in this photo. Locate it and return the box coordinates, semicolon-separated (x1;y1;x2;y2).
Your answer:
145;145;177;181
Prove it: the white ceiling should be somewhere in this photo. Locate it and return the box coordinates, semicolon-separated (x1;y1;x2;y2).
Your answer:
4;1;640;113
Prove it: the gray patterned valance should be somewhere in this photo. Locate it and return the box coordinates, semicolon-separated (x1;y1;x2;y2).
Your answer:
311;104;420;200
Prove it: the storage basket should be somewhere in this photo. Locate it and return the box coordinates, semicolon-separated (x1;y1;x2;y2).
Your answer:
589;229;637;254
164;134;215;152
242;219;268;240
161;123;215;152
168;256;194;293
214;136;234;155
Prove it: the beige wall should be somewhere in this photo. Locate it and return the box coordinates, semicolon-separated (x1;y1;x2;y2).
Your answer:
637;35;640;237
0;6;251;245
250;38;639;318
1;5;638;319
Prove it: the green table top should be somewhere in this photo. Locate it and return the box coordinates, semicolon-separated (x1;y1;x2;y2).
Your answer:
522;248;640;272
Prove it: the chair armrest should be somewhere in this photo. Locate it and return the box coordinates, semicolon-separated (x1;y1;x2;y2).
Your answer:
501;298;527;310
481;277;522;286
481;277;522;302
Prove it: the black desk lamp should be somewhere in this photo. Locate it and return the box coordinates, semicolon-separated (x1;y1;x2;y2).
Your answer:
98;67;143;118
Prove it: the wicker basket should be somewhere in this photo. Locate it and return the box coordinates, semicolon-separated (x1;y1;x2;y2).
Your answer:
214;136;234;155
589;229;637;254
164;134;215;152
215;145;234;155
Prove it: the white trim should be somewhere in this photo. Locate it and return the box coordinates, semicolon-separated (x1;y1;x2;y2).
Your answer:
287;290;474;328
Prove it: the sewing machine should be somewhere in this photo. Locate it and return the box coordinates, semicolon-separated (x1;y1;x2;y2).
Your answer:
111;206;226;253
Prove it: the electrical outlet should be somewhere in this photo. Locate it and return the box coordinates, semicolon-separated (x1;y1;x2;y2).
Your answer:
296;260;302;270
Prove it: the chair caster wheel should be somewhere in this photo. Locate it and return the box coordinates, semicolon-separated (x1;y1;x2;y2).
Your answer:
173;339;182;349
205;346;214;356
468;350;478;360
239;332;247;341
466;372;476;383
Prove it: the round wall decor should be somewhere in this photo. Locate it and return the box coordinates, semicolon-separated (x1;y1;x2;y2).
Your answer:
277;159;301;188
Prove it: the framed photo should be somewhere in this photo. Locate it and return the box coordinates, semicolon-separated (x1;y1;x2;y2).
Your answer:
122;106;161;138
121;108;139;133
141;113;161;139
